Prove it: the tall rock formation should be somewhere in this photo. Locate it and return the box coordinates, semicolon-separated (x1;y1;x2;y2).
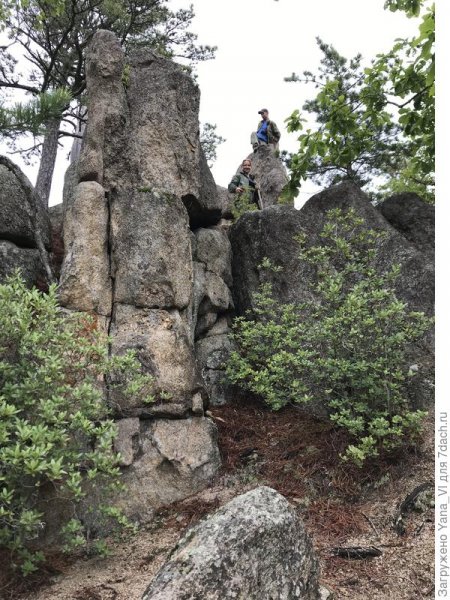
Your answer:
58;30;230;518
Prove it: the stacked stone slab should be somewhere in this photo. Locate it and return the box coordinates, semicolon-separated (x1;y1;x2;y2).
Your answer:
58;30;232;518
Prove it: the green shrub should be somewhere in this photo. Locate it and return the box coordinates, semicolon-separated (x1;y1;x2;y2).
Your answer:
231;188;259;220
226;208;432;466
0;273;153;574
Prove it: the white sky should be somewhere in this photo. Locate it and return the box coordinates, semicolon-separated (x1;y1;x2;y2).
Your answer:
185;0;423;200
0;0;425;207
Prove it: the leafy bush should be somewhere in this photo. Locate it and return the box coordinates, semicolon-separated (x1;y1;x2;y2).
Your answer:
0;273;153;574
231;188;259;220
226;208;432;466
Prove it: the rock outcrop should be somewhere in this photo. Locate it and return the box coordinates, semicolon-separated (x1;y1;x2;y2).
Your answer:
58;30;228;515
0;156;50;287
378;192;434;258
249;143;289;207
219;145;288;217
142;486;321;600
230;182;434;319
229;182;434;412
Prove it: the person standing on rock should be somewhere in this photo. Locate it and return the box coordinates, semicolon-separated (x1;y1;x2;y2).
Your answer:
250;108;281;152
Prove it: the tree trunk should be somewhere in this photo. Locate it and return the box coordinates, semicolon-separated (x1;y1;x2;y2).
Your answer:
35;117;61;207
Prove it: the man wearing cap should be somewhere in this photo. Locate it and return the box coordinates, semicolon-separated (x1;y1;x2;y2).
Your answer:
250;108;281;151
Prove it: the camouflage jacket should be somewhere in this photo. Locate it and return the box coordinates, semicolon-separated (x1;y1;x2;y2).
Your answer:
227;171;256;193
256;119;281;144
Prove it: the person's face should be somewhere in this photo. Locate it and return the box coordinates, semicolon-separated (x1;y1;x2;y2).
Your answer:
242;161;251;174
261;110;269;120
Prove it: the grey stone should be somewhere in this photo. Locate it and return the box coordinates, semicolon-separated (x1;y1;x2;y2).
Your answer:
194;227;232;286
59;181;112;315
378;192;434;258
142;486;321;600
119;417;221;520
62;160;79;220
114;418;141;467
109;304;202;412
230;182;434;318
124;50;221;227
201;369;232;407
191;261;233;341
196;334;234;371
48;203;64;279
111;190;193;310
77;30;127;186
191;392;204;415
195;312;218;339
195;334;235;407
199;271;234;315
229;181;434;413
204;315;230;337
0;240;45;286
216;185;234;219
0;160;50;249
249;143;289;207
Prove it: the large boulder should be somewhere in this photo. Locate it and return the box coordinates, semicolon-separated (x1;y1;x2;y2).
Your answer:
142;486;321;600
118;417;221;522
0;240;45;287
0;156;51;286
230;182;434;319
0;159;50;249
378;192;434;258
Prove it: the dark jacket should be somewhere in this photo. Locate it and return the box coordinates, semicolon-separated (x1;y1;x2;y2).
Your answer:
228;170;259;206
228;171;256;193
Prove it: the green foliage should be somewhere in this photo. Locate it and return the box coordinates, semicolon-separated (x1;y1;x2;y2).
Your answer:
284;1;434;203
284;39;405;200
226;209;431;466
200;122;226;167
0;89;71;139
231;188;258;220
0;273;153;574
363;2;434;202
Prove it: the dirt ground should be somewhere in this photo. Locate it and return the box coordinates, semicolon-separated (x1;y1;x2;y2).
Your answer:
1;397;435;600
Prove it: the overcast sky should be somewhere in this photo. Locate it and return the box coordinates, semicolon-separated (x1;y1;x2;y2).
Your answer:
183;0;423;202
